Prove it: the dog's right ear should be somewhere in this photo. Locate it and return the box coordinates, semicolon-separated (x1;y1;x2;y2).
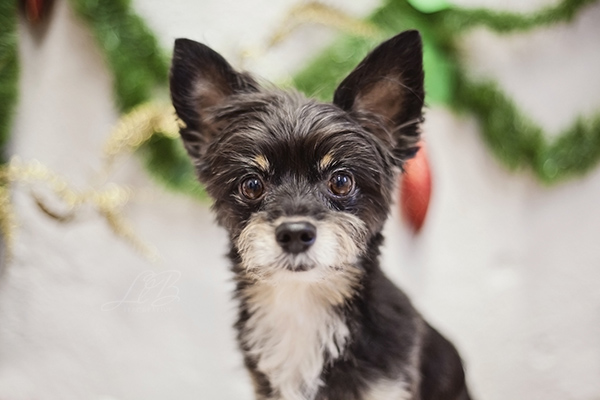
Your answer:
333;31;424;165
170;39;259;160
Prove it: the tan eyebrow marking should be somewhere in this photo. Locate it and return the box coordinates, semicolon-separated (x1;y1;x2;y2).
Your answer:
319;152;334;171
253;154;270;172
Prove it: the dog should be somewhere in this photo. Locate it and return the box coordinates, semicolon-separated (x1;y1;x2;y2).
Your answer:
170;30;471;400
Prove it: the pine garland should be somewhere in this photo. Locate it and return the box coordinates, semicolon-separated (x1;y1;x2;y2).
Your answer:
454;74;600;182
293;0;600;183
68;0;205;199
0;0;19;162
68;0;168;112
442;0;597;32
138;134;206;201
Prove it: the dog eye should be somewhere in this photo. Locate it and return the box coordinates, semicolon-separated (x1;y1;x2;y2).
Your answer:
240;176;265;200
328;172;354;197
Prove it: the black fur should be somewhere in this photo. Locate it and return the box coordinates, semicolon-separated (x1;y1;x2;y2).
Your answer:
170;30;471;400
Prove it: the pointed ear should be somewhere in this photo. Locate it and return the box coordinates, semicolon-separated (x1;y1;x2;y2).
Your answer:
333;30;424;164
170;38;259;159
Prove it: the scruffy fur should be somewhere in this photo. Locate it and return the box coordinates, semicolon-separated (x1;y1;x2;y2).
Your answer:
170;31;471;400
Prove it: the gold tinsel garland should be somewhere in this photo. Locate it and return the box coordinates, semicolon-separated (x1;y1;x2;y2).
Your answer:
266;1;378;47
0;102;179;263
104;102;180;165
240;2;379;70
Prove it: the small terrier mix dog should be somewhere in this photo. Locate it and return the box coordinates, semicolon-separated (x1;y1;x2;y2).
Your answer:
170;30;470;400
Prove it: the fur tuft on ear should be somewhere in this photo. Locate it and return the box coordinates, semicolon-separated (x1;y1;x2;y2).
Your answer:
170;38;259;161
333;30;425;165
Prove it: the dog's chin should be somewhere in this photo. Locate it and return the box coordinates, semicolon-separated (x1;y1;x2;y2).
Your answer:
261;265;334;285
241;256;344;285
281;252;318;272
247;256;320;280
285;263;314;272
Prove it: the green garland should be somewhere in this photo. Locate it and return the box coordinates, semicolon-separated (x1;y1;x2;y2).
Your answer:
442;0;598;32
455;75;600;182
293;0;600;183
69;0;206;199
0;0;19;162
2;0;600;195
68;0;168;112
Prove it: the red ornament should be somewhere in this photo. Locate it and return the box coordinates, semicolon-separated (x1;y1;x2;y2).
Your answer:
21;0;53;24
400;141;432;233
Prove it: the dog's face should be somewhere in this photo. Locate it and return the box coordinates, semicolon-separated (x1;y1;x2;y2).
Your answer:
170;32;424;281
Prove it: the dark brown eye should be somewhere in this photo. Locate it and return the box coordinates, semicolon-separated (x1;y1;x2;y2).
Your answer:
240;176;265;200
328;172;354;197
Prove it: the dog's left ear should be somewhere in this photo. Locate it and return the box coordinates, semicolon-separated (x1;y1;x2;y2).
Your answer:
333;30;424;164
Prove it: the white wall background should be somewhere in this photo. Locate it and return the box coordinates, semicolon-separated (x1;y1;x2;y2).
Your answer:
1;0;600;399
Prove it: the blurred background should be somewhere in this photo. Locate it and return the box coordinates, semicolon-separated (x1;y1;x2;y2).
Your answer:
1;0;600;399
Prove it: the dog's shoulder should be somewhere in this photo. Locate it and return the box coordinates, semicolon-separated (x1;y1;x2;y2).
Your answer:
419;323;471;400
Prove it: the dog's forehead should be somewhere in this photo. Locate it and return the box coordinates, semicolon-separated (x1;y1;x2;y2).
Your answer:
218;91;383;173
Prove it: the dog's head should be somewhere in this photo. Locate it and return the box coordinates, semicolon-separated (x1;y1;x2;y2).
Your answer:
170;31;424;282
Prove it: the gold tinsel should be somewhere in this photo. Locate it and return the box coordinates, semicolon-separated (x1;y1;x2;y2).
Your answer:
104;102;180;166
0;102;179;263
0;183;16;258
267;1;379;48
240;1;379;69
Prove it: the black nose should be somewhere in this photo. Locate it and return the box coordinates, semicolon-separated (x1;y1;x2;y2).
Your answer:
275;221;317;254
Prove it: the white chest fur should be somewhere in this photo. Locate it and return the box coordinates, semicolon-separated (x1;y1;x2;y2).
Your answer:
241;273;352;400
362;379;412;400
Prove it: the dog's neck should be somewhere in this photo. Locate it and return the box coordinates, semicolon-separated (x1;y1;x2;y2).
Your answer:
232;235;383;400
